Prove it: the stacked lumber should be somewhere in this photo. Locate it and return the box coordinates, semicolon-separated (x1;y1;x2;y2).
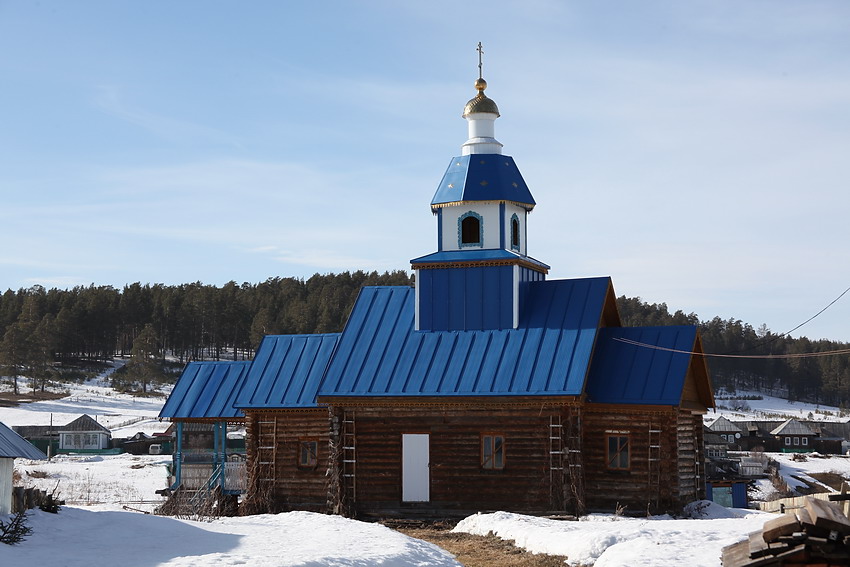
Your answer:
722;497;850;566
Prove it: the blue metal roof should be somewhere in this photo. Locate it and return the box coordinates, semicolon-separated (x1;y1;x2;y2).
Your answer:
430;155;535;209
585;326;698;405
319;278;611;398
0;421;47;460
410;249;550;270
235;334;339;409
159;360;252;419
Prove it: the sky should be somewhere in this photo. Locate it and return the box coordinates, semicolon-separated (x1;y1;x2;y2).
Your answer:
1;1;849;342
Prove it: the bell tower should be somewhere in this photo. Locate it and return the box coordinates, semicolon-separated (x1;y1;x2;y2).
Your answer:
412;44;549;332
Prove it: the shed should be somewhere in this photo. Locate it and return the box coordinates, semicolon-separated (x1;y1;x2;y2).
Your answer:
0;422;47;515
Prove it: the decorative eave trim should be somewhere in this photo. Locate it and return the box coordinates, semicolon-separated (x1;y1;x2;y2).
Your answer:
584;403;708;416
411;257;549;274
431;199;534;212
317;395;581;409
238;407;326;415
166;417;247;424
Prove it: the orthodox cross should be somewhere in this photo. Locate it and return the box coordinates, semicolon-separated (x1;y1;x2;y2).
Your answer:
477;42;484;79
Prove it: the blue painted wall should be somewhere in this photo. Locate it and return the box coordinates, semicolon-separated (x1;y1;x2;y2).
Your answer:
418;265;515;331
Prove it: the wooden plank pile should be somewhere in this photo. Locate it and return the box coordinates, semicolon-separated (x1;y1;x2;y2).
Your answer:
722;497;850;566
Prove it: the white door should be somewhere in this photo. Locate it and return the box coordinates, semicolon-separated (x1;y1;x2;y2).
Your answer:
402;434;430;502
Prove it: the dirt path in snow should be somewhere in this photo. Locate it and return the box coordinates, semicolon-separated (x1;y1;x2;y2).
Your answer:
390;521;568;567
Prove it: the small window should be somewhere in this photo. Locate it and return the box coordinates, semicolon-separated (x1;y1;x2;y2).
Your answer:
459;212;483;247
802;437;808;446
785;437;791;446
510;214;520;251
607;435;630;470
481;434;505;470
793;437;799;446
299;440;318;468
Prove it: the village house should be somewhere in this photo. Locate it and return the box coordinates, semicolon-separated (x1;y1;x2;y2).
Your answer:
57;414;111;452
160;61;715;518
706;416;844;454
0;421;46;515
14;414;113;456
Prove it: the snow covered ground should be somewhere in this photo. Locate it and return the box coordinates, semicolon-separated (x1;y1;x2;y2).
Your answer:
0;362;169;436
710;390;849;422
1;507;461;567
11;368;844;566
454;504;771;567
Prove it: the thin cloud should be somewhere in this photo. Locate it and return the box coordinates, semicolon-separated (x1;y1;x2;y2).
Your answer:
93;85;241;146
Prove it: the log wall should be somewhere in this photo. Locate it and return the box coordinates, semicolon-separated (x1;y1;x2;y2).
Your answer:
244;409;328;513
581;406;681;514
242;401;709;517
676;410;706;504
327;401;576;518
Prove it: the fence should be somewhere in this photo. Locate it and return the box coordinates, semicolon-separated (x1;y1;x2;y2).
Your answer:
757;491;850;516
11;487;52;514
181;462;246;492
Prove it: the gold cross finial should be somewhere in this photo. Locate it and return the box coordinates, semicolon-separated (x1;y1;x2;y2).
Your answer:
477;42;484;80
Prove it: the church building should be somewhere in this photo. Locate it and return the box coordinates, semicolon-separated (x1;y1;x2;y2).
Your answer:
160;57;715;518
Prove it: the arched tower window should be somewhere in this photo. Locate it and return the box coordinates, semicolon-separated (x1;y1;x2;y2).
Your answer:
510;214;520;251
458;211;483;248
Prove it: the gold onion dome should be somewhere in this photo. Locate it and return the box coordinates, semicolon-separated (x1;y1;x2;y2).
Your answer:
463;77;500;118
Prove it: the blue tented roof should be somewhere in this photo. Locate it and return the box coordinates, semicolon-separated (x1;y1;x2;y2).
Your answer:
430;155;535;210
159;360;252;419
235;334;339;409
585;326;698;405
0;421;46;460
319;278;611;398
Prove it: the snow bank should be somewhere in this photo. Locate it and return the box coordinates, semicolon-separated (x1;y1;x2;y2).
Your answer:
453;509;771;566
0;508;461;567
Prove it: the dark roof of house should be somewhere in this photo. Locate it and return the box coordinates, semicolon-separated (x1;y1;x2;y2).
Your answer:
12;425;57;439
703;430;729;446
59;414;111;434
770;419;816;436
0;422;47;460
159;360;252;419
708;416;744;433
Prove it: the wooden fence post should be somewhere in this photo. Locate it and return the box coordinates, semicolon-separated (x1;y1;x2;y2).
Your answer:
11;486;24;513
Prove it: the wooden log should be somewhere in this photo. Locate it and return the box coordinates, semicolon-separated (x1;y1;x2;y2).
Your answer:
804;497;850;537
797;507;815;532
762;513;801;543
748;531;771;557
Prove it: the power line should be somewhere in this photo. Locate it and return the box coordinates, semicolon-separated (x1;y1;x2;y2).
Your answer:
777;284;850;339
618;283;850;358
612;337;850;360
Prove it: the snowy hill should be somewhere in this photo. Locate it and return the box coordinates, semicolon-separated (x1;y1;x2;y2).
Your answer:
710;389;849;423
